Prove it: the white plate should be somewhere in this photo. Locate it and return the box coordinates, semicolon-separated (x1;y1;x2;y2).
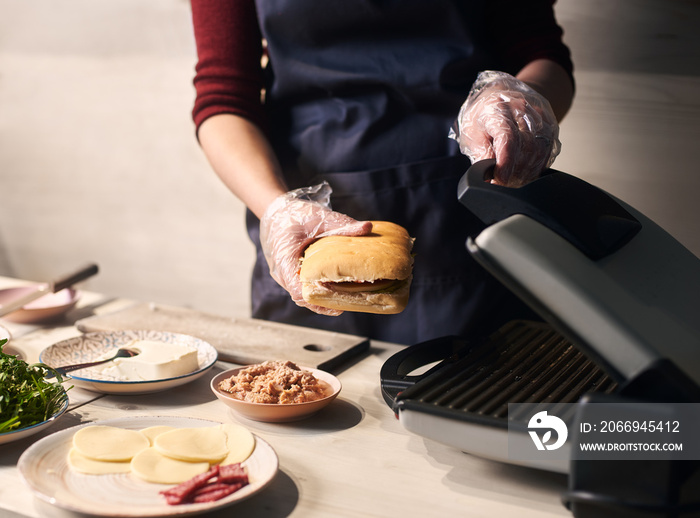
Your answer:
17;416;279;517
0;393;69;445
40;330;218;394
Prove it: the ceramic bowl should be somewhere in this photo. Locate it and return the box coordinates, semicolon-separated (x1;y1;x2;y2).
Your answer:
0;324;11;345
211;366;341;423
0;388;69;445
0;329;69;444
0;287;80;324
0;324;22;358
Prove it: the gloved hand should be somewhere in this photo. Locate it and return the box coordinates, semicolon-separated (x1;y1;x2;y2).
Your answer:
450;70;561;187
260;182;373;316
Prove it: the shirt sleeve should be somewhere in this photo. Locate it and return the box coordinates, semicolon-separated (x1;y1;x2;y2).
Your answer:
190;0;266;134
190;0;574;137
484;0;575;89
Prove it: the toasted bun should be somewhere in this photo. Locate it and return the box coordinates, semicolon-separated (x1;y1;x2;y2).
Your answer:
300;221;414;314
300;221;414;283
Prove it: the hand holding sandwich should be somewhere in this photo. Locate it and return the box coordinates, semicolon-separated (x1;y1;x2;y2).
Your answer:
260;182;373;316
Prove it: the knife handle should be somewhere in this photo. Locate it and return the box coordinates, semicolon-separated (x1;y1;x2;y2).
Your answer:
52;263;99;292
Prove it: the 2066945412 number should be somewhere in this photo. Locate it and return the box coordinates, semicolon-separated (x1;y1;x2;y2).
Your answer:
598;420;680;433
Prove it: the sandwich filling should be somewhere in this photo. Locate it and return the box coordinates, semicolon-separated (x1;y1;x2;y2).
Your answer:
324;278;401;293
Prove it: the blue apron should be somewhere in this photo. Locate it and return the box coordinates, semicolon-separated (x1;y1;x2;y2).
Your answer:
247;0;534;344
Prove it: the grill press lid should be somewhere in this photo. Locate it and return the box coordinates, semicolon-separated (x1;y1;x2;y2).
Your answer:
458;160;700;387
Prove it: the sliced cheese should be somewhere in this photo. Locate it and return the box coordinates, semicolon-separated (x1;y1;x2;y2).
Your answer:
153;427;228;463
67;448;132;475
140;425;175;446
130;447;210;484
73;425;150;461
68;423;257;481
219;423;256;465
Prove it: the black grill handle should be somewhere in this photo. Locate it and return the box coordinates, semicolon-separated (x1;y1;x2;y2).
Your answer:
457;159;642;260
380;336;468;410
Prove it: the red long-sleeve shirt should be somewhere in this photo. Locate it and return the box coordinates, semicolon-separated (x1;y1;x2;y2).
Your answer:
190;0;573;135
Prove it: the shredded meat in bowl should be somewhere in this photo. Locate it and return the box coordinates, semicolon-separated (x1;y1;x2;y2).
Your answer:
218;360;330;404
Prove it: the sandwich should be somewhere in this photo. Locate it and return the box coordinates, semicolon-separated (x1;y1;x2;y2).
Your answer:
300;221;414;314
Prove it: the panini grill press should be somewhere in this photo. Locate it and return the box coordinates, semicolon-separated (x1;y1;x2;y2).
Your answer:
380;159;700;518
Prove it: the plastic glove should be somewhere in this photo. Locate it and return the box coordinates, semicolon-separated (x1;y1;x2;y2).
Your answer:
449;70;561;187
260;182;373;316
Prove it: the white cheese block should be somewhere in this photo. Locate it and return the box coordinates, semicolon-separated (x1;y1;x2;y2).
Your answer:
94;340;199;381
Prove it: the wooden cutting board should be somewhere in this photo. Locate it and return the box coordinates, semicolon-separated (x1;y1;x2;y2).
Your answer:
75;302;369;371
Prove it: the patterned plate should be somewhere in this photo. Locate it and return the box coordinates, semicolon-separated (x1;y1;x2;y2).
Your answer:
40;330;218;394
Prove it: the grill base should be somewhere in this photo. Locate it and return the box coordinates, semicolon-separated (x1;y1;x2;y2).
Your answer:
382;320;618;430
380;320;620;475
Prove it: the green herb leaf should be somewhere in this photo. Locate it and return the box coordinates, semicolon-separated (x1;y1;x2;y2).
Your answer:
0;339;69;434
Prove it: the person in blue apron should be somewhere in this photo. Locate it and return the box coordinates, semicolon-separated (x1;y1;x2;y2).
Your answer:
190;0;575;345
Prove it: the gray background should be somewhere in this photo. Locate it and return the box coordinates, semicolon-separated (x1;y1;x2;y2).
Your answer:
1;0;698;318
